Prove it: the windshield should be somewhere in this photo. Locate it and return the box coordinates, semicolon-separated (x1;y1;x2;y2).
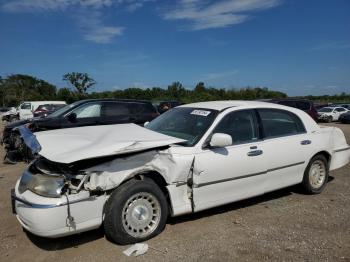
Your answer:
47;101;82;118
146;107;218;146
318;107;333;113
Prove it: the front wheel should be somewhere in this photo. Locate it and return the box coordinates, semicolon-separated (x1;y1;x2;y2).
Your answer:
103;178;168;245
302;155;329;194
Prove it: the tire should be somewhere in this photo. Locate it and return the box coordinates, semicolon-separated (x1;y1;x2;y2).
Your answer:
302;154;329;194
103;178;169;245
326;116;332;123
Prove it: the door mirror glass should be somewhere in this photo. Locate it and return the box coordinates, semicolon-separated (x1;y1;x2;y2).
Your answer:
67;112;77;122
210;133;232;148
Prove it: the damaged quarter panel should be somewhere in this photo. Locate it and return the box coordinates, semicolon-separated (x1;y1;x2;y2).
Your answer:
84;147;195;191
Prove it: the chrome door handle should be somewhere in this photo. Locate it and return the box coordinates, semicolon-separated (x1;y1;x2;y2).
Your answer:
247;150;263;156
301;140;311;145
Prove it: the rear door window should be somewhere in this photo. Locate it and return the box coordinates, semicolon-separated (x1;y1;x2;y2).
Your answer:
102;102;131;117
128;103;156;115
258;109;306;138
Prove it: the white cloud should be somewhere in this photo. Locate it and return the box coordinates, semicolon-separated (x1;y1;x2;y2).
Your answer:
84;25;124;43
203;69;239;80
310;41;350;51
1;0;153;43
2;0;113;12
163;0;281;30
75;10;124;43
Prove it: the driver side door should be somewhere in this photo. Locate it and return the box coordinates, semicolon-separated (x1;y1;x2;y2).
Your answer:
192;109;268;212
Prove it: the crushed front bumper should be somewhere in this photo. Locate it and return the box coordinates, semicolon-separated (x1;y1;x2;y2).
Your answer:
11;181;107;238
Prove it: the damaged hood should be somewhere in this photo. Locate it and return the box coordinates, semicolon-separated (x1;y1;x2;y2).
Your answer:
31;124;185;164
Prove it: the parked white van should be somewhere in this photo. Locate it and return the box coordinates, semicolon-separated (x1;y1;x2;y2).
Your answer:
18;101;66;120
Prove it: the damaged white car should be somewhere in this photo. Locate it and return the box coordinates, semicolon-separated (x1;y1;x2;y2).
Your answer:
12;101;350;244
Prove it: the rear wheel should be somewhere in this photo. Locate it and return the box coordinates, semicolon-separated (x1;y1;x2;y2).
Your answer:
326;116;333;123
104;178;168;245
302;155;329;194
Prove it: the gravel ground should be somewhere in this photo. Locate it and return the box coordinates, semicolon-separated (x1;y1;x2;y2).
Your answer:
0;122;349;262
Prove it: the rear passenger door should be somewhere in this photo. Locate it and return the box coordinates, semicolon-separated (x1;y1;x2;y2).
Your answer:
128;103;158;124
101;102;132;124
257;109;312;192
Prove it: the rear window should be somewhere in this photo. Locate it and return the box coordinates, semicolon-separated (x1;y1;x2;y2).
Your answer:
258;109;306;138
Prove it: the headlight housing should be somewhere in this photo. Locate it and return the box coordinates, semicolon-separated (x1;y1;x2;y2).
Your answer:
18;169;65;198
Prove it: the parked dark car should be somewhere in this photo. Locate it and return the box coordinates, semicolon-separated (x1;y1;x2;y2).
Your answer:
266;98;318;121
33;104;66;118
0;107;9;113
2;99;159;163
339;111;350;124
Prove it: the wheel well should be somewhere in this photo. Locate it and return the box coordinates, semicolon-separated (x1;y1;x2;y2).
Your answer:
134;171;172;214
312;151;331;166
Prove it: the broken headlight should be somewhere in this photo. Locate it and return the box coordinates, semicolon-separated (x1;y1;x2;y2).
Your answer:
18;169;65;198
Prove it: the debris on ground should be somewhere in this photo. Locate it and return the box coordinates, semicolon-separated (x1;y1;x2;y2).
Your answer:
123;243;148;257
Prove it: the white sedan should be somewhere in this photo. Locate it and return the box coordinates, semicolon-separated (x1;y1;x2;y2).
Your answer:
12;101;350;244
318;106;348;122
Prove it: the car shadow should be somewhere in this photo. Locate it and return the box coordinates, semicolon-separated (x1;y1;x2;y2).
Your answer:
169;176;335;225
25;226;105;251
26;176;336;250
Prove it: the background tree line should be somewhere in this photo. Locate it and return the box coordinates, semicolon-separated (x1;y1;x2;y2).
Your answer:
0;73;349;107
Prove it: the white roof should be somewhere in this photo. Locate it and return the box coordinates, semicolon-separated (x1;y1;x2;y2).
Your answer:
179;100;280;111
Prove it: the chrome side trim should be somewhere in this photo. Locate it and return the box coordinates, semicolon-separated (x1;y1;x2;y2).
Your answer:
11;190;96;209
193;171;267;188
193;161;305;188
267;161;305;172
175;181;188;187
334;146;350;153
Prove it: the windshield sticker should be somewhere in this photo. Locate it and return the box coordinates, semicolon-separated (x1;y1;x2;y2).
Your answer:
191;110;211;116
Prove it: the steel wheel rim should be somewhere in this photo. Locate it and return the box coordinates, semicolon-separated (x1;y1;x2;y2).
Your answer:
309;160;326;189
122;192;161;238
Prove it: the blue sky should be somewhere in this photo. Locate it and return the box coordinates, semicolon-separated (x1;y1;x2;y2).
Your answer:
0;0;349;96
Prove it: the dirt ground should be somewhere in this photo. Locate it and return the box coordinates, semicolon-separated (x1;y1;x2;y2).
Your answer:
0;121;349;262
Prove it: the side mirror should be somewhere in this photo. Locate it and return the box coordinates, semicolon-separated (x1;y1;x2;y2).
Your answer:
144;121;150;127
67;112;77;122
209;133;232;148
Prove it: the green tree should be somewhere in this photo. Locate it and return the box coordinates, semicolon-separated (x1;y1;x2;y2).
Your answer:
63;72;96;94
0;74;57;106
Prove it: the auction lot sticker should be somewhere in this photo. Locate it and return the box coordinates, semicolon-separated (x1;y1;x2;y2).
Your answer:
191;110;211;116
